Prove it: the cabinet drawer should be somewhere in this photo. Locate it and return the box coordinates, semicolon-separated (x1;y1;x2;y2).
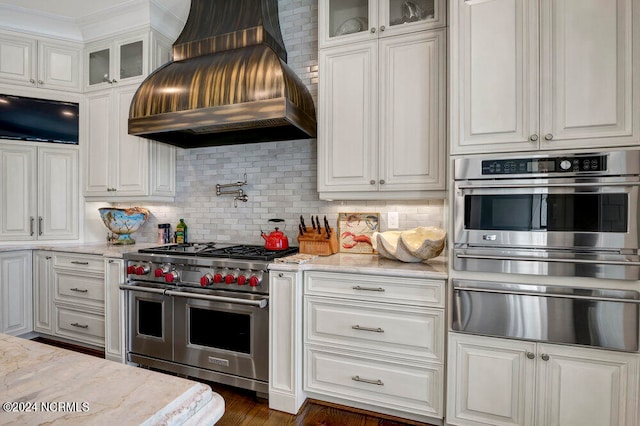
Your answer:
55;271;104;309
306;347;442;417
54;306;105;347
306;297;443;362
53;253;104;273
304;271;444;307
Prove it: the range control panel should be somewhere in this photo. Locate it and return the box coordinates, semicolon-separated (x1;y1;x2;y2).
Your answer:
481;155;608;175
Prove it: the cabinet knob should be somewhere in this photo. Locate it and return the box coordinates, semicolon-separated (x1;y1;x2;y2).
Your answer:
38;80;44;85
544;133;553;141
379;179;386;185
380;25;386;32
526;351;535;359
370;180;376;185
29;78;36;84
110;79;118;84
529;134;539;142
278;273;284;277
541;353;550;361
370;27;376;33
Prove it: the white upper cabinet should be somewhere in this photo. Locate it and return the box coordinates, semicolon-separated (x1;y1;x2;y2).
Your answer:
0;142;78;241
319;0;446;48
450;0;639;154
84;86;175;201
318;28;446;200
0;31;82;92
85;29;171;92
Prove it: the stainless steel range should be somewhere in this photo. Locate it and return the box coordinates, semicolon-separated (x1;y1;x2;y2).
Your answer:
120;243;298;396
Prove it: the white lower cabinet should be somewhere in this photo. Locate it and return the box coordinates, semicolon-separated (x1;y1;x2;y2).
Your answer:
447;333;640;426
269;269;306;413
34;252;106;349
304;271;445;423
104;258;125;363
33;250;53;333
0;251;33;336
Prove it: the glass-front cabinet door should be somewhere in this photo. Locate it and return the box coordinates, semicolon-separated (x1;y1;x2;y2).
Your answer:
319;0;446;48
85;33;148;91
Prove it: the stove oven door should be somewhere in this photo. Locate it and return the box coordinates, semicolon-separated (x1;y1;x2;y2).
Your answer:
171;290;269;382
127;288;174;361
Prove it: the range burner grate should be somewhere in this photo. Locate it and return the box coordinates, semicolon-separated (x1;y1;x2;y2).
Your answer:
199;245;299;261
138;243;298;261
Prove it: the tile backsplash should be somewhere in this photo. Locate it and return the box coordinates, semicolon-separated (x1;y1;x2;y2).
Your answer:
114;0;445;245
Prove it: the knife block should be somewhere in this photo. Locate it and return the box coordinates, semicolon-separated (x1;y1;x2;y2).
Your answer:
297;227;339;256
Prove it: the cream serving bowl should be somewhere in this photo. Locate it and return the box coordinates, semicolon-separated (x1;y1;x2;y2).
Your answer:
372;226;446;262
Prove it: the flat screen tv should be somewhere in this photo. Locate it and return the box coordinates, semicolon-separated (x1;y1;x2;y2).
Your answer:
0;94;79;145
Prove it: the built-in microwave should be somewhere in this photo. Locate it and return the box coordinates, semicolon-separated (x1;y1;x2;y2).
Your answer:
453;150;640;280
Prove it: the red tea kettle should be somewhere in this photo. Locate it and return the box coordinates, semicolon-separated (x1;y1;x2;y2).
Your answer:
261;219;289;250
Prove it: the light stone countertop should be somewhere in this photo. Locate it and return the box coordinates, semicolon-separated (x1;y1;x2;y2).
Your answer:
0;242;158;258
0;243;448;278
270;252;448;279
0;333;224;425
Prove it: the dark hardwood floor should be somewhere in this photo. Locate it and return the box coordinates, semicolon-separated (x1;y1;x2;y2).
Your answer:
208;382;436;426
33;337;436;426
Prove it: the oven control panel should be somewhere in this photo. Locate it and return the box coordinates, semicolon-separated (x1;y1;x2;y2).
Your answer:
481;155;607;175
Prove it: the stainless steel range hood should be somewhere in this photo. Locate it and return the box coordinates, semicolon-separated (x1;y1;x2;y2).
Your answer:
128;0;316;148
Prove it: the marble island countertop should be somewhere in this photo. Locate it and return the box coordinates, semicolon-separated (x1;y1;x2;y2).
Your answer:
0;333;224;425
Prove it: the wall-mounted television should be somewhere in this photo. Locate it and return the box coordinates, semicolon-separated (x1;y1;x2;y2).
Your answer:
0;94;79;145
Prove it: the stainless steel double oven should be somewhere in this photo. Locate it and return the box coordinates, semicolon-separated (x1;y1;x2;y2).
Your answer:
454;150;640;279
121;243;297;396
452;150;640;352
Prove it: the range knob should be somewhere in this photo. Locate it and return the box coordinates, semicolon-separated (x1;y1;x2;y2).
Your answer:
200;273;214;287
225;273;236;284
154;268;165;277
165;271;179;283
127;265;136;274
237;274;248;286
560;159;572;170
249;275;261;287
135;265;150;275
213;273;224;283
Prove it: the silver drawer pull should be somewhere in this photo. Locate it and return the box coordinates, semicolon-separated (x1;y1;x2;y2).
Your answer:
70;322;89;329
71;261;90;265
352;325;384;333
352;285;385;292
352;376;384;386
70;288;88;293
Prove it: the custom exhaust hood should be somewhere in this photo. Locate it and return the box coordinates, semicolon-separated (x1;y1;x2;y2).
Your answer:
128;0;316;148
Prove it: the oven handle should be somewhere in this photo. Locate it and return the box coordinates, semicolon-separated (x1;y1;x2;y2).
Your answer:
165;289;268;308
457;181;640;190
119;284;269;308
455;252;640;267
119;284;167;294
453;286;640;303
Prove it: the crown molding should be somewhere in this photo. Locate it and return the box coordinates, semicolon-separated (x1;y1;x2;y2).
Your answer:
0;3;83;41
0;0;186;43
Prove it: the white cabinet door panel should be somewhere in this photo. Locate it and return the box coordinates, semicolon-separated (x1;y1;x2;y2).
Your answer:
540;0;637;147
114;86;148;196
318;42;378;192
0;251;33;336
0;145;36;240
0;35;35;84
536;343;639;426
38;41;81;91
38;147;78;240
451;0;538;154
447;333;535;426
379;29;445;190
